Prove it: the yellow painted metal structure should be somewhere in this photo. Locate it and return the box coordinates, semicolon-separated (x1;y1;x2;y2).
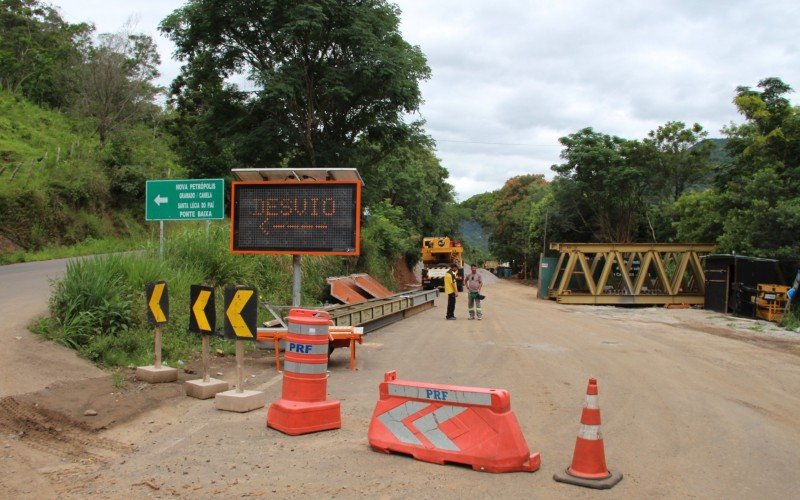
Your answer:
754;284;790;322
547;243;715;305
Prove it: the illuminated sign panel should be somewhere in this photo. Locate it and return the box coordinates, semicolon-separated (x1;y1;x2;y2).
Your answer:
231;181;361;255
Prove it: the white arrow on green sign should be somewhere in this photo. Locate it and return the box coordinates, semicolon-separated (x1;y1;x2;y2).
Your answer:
145;179;225;221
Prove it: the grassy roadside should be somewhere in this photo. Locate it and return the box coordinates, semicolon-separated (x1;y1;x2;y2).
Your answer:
30;223;360;368
0;235;147;265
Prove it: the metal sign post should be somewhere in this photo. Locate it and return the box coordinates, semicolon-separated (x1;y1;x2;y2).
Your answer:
293;255;302;307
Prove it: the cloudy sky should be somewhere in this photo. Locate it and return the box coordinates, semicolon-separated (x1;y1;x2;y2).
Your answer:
56;1;800;200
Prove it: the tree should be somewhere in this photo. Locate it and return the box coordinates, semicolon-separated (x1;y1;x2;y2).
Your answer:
74;28;161;146
550;128;648;242
0;0;91;107
713;77;800;259
359;125;454;236
488;174;548;267
643;121;712;202
160;0;431;171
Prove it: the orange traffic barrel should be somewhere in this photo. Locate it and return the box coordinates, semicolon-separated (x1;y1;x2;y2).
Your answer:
266;309;341;435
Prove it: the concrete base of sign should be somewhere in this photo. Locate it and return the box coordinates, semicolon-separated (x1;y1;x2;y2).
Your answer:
215;390;266;413
185;378;229;399
136;365;178;384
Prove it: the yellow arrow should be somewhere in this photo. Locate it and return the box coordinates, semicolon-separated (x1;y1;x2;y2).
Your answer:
226;289;254;338
148;282;167;323
192;289;212;331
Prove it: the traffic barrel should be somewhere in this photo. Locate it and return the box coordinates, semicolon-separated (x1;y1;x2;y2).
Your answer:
266;309;341;435
553;378;623;489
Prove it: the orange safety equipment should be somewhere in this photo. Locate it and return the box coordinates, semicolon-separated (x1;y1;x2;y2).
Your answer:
266;309;341;435
368;371;541;473
553;378;622;489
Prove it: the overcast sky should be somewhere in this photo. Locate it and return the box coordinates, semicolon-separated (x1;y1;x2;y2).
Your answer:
56;1;800;200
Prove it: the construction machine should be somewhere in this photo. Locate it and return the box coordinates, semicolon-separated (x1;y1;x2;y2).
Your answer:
420;237;464;292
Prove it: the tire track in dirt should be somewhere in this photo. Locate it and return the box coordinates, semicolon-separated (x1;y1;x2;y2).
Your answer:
0;396;132;460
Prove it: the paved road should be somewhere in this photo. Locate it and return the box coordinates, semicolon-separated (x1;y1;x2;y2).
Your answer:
0;258;104;397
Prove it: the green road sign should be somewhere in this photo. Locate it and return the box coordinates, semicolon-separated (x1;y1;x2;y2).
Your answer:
145;179;225;221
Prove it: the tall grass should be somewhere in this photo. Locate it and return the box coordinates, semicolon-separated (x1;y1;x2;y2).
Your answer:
33;223;357;367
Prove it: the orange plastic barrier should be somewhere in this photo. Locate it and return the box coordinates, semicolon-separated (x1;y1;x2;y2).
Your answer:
266;309;341;435
368;371;541;473
256;326;363;371
553;378;622;489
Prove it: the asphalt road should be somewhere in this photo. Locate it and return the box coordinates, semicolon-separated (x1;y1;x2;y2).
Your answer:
0;258;104;397
2;264;800;498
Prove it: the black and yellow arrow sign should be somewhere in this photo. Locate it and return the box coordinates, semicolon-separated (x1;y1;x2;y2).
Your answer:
224;285;258;340
189;284;215;334
145;281;169;325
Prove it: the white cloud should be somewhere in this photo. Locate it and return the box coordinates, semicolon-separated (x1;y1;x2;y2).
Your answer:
55;0;800;200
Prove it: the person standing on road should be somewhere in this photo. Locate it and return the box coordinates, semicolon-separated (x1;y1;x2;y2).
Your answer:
466;264;483;320
444;263;459;320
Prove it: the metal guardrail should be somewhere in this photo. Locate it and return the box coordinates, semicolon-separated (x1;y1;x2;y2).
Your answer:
328;288;439;332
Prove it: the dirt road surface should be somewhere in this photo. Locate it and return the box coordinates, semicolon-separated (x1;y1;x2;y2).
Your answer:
2;272;800;498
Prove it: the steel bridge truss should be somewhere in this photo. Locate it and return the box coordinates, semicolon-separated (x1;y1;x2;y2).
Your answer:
547;243;715;305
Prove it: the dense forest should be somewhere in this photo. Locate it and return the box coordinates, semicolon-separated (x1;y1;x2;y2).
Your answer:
2;0;799;274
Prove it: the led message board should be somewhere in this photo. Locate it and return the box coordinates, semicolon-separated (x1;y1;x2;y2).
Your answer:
230;181;361;255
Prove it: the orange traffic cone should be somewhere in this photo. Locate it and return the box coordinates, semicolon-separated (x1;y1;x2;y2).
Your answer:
553;378;623;489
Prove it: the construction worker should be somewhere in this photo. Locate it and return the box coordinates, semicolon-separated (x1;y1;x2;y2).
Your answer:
465;264;483;320
444;262;459;320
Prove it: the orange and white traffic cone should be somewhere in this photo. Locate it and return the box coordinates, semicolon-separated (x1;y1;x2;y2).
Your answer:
553;378;623;489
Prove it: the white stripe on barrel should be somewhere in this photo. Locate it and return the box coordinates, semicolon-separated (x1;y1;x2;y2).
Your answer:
284;360;328;374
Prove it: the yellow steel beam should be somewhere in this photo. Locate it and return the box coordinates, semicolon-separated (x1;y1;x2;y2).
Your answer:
613;251;635;295
576;251;597;295
551;243;716;253
555;294;705;305
595;252;615;293
633;251;653;294
549;252;567;292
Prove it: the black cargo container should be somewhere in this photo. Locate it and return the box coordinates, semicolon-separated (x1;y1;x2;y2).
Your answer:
703;254;797;316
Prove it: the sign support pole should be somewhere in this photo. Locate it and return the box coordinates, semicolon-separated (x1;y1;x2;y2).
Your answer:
159;220;164;259
136;280;177;384
292;254;302;307
154;326;162;369
202;335;211;383
235;340;244;394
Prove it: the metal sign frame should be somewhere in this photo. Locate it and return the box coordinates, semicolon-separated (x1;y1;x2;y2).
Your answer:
229;180;362;256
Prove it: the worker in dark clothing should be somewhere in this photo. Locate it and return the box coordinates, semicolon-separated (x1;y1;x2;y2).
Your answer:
444;263;459;320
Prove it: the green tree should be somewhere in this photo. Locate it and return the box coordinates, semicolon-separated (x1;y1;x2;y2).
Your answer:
160;0;431;171
359;125;454;236
643;121;712;202
0;0;92;107
550;128;648;242
74;29;161;146
714;77;800;259
488;174;549;267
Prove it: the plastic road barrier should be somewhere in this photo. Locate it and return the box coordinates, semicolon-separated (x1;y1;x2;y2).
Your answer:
368;371;541;473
